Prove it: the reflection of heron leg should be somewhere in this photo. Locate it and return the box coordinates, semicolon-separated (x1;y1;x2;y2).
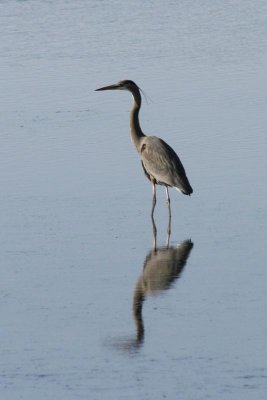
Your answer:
151;214;157;250
165;187;171;246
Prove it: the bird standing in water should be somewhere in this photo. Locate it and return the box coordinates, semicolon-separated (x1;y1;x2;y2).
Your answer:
95;80;193;218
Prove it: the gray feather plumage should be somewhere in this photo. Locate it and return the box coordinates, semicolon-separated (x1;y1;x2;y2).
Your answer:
140;136;193;195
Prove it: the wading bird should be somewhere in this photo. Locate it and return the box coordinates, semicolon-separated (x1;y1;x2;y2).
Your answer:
95;80;193;217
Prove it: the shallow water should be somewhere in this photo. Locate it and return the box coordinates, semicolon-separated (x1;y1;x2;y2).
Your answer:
1;1;267;399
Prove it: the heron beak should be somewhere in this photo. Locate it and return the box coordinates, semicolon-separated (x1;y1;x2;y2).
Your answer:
95;83;120;91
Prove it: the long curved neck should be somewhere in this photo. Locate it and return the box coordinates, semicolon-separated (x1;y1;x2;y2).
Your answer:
130;89;145;153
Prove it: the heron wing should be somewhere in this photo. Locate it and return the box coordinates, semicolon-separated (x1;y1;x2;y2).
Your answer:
141;136;192;193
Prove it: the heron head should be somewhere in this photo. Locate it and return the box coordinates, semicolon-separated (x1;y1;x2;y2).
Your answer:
95;80;139;92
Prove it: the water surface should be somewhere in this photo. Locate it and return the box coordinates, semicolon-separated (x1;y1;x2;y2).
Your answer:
0;1;267;399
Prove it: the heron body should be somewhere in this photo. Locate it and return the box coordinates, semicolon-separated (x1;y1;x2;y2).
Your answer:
95;80;193;216
140;136;192;193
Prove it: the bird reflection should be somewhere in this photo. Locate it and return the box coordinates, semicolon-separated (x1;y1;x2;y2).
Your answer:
107;220;193;354
133;225;194;347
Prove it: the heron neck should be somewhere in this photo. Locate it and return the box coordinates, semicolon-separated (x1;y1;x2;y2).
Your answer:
130;90;145;153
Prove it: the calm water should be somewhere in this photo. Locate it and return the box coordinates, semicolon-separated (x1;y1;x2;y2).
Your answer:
1;1;267;399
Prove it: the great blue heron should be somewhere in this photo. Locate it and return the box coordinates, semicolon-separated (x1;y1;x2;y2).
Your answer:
95;80;193;217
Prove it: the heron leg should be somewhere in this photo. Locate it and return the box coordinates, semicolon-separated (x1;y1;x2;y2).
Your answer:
165;186;171;207
165;186;171;245
151;182;157;217
165;186;172;217
166;214;171;247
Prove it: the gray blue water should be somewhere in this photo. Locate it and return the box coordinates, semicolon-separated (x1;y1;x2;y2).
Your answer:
1;1;267;399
